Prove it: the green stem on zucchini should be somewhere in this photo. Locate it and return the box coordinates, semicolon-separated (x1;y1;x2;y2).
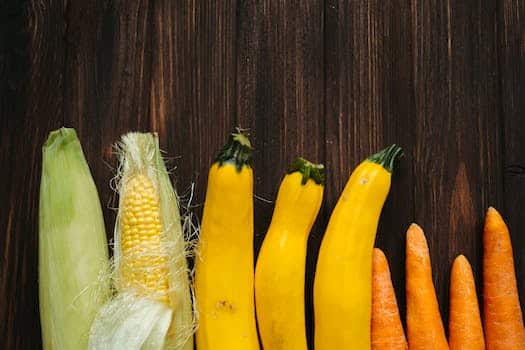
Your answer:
288;157;325;185
215;131;253;171
367;144;403;173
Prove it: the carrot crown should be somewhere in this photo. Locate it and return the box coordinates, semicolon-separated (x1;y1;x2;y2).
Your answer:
288;157;325;185
367;144;403;173
215;131;253;171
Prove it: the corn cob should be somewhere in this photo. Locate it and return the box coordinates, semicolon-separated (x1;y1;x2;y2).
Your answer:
39;128;110;350
118;173;169;303
89;132;195;350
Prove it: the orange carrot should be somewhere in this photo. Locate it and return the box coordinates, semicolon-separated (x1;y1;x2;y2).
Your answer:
483;207;525;350
406;223;449;350
371;248;407;350
448;254;485;350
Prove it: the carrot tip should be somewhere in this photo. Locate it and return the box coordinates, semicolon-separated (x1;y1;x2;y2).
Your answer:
373;248;386;260
407;223;424;236
408;222;423;231
452;254;470;269
406;223;428;256
484;206;506;230
486;206;504;220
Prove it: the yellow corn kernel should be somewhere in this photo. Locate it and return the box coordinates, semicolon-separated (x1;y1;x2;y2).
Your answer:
119;173;169;304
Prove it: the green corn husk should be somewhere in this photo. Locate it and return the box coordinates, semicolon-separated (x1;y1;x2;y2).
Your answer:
89;132;195;350
39;128;110;349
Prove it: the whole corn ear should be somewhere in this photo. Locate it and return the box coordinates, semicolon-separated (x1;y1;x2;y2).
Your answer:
39;128;110;350
89;132;195;350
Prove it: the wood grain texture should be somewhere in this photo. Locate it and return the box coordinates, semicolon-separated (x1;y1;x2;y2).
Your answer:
410;0;503;326
1;1;66;349
149;0;239;223
498;0;525;308
1;0;524;348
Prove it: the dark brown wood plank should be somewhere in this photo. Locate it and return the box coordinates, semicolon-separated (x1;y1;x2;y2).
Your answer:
0;1;30;347
374;0;416;321
1;1;67;348
324;0;416;323
498;0;525;309
63;0;158;231
150;0;237;211
411;0;502;324
236;1;325;346
64;0;157;139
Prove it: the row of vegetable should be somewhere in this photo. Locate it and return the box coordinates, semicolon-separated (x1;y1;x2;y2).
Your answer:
373;211;525;350
38;128;524;350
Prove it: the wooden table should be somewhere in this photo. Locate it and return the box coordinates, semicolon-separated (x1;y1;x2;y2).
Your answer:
1;1;524;348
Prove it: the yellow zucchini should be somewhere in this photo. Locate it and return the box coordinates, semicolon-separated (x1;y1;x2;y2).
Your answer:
314;145;402;350
255;158;324;350
195;132;260;350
